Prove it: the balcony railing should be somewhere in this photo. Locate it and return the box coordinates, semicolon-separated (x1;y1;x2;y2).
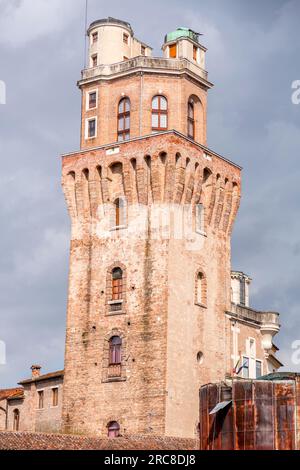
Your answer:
108;364;122;379
228;303;280;327
81;56;209;82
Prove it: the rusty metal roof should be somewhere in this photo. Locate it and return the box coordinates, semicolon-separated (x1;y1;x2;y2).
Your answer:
259;372;300;381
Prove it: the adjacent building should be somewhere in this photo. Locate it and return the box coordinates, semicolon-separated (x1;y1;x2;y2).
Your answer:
0;367;63;433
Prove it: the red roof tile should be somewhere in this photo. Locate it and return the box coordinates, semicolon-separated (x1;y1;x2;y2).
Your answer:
0;388;24;401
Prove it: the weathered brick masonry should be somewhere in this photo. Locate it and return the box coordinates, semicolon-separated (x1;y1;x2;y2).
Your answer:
62;132;241;437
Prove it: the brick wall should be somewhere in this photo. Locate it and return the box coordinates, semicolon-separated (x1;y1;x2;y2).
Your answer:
80;73;208;150
61;132;241;439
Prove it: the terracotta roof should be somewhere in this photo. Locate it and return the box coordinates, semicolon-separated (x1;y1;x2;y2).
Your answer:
0;388;24;401
18;370;64;386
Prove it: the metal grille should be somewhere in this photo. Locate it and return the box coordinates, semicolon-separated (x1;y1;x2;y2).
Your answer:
110;302;123;313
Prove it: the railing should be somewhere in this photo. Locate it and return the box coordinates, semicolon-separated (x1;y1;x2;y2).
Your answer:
229;303;280;326
108;364;122;378
108;300;123;313
81;56;209;82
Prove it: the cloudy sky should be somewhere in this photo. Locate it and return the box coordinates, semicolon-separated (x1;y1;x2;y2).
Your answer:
1;0;300;387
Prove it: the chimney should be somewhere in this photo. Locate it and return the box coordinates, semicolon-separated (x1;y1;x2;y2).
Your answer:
31;365;42;379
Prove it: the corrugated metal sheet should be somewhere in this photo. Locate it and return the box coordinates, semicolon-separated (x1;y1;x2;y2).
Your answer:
199;377;300;450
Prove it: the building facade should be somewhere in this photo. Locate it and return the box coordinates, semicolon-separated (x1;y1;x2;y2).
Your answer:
0;18;282;438
0;366;63;433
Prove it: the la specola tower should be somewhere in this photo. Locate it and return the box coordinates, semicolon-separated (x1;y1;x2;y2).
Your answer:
61;17;280;439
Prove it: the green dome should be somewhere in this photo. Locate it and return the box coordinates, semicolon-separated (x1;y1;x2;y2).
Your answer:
164;27;200;44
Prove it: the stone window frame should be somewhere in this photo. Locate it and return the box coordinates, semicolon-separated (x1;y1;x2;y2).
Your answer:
255;359;263;379
102;329;127;383
110;195;128;231
195;269;207;308
151;95;168;132
117;97;131;142
51;387;59;408
37;389;45;411
188;99;195;139
85;116;97;140
13;408;20;432
106;262;127;316
86;88;98;111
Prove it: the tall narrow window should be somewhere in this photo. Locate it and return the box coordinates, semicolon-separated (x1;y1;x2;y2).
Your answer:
152;96;168;131
141;45;146;56
123;33;129;44
52;388;58;407
196;273;204;305
92;54;98;67
112;268;123;301
38;391;44;409
188;99;195;139
109;336;122;365
88;91;97;109
92;32;98;44
113;198;126;227
108;421;120;438
118;98;130;142
169;43;177;58
13;409;20;431
256;360;262;378
87;118;96;138
242;357;249;379
193;45;198;61
195;270;207;307
240;278;246;306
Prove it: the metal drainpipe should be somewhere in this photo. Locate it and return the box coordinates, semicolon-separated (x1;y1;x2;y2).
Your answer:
5;400;8;430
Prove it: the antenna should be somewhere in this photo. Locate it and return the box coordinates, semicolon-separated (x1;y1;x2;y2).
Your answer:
84;0;88;68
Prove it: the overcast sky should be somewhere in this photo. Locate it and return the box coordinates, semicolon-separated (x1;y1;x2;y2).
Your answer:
1;0;300;387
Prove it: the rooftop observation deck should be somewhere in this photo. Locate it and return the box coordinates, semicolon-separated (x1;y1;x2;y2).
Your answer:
79;56;212;87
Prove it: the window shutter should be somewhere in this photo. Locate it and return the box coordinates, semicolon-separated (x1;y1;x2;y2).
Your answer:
169;44;177;58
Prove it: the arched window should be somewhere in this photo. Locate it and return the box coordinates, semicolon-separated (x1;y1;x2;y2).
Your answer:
113;198;126;228
197;273;204;305
118;98;130;142
195;271;207;307
108;421;120;438
188;99;195;139
112;268;123;301
152;95;168;131
13;409;20;432
109;336;122;365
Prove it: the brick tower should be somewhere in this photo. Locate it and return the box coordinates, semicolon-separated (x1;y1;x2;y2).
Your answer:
61;17;241;438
